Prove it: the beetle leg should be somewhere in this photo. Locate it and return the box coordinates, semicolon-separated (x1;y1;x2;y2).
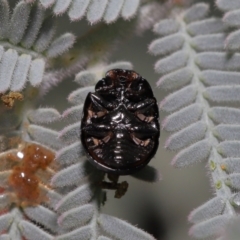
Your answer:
82;124;111;137
101;173;129;199
129;124;159;138
127;98;155;111
85;93;114;120
136;113;154;123
126;79;153;98
89;93;115;110
90;132;113;147
107;173;119;183
102;134;112;143
87;107;108;119
130;133;151;147
127;99;157;122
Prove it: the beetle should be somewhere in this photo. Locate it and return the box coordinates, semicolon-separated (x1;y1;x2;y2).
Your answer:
80;69;160;175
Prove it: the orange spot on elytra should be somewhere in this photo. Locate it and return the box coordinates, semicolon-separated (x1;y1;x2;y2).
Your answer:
7;143;55;206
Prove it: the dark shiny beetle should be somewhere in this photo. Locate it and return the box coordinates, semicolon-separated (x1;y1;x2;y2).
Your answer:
80;69;160;175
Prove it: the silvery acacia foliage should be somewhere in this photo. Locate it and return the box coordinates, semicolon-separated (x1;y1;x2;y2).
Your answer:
7;0;240;239
0;107;64;240
27;0;140;24
149;2;240;240
54;62;160;240
0;0;165;239
0;0;75;93
216;0;240;51
0;1;73;238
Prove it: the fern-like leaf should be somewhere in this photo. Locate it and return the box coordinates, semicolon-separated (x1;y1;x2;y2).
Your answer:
149;2;240;239
216;0;240;51
98;214;155;240
0;0;75;93
29;0;140;24
0;106;63;239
